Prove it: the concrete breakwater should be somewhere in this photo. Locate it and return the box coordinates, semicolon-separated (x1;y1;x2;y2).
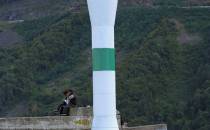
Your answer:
0;107;93;130
0;116;167;130
123;124;167;130
0;116;92;130
0;107;167;130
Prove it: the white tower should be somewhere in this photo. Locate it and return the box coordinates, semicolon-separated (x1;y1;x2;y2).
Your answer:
87;0;119;130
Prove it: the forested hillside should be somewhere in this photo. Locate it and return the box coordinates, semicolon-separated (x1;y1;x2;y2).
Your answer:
0;0;17;5
0;1;210;130
121;0;210;6
1;0;210;20
0;0;83;20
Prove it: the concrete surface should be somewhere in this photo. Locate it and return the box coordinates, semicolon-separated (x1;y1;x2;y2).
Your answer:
0;107;167;130
122;124;167;130
0;116;92;130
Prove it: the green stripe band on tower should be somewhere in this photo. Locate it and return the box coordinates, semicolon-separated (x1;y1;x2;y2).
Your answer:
92;48;115;71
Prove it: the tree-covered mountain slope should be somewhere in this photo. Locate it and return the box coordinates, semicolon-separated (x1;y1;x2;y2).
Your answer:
0;0;83;20
0;7;210;130
1;0;210;20
121;0;210;6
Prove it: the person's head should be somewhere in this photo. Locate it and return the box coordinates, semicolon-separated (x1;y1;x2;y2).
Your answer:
63;89;73;97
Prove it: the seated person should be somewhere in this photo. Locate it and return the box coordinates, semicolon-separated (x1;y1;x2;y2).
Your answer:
57;89;77;116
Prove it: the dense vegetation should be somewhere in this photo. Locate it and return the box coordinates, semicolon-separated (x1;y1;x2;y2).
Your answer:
120;0;210;6
0;0;75;20
1;0;210;20
0;6;210;130
0;0;17;5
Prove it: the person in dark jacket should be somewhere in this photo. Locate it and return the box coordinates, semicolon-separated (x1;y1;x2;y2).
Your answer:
57;89;77;116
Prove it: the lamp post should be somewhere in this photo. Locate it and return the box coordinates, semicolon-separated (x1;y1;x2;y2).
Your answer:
87;0;119;130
